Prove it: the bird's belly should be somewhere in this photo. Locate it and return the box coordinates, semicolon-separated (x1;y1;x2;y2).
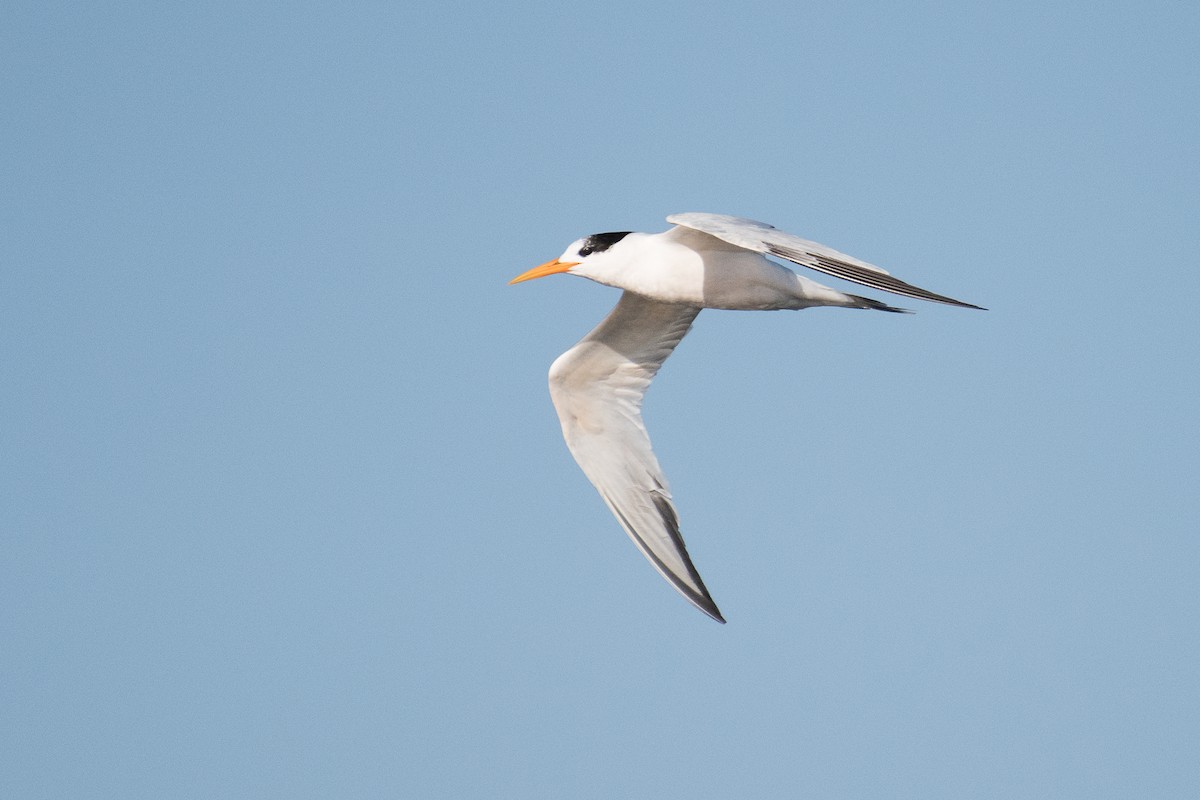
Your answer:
614;246;799;309
697;255;800;310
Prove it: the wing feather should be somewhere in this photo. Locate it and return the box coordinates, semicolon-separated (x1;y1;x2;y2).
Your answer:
548;291;724;622
667;212;985;309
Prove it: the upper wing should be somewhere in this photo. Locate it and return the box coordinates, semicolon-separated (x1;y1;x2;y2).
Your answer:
547;291;723;623
667;212;985;309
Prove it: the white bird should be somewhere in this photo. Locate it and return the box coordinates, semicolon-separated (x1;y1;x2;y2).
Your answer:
511;213;983;623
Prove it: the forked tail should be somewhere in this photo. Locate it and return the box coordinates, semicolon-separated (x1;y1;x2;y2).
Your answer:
849;293;912;314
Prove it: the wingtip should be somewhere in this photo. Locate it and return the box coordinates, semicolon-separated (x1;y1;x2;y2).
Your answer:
932;295;987;311
693;595;727;624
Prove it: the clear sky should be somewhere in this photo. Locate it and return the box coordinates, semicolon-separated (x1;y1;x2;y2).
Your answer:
3;1;1198;797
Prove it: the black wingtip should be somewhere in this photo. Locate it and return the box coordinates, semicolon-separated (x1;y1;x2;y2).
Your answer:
943;299;988;311
686;590;725;624
688;590;726;623
647;492;727;624
675;585;725;623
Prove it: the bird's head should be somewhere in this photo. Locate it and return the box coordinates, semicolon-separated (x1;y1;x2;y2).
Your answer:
509;231;634;285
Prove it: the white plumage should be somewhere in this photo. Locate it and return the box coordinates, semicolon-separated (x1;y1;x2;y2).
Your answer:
511;213;983;622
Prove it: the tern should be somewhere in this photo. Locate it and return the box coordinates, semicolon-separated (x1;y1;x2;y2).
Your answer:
511;212;983;623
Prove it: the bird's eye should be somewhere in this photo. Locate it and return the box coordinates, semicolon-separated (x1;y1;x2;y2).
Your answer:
578;245;594;257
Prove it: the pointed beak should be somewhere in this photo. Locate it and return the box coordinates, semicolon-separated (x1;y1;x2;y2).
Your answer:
508;259;580;285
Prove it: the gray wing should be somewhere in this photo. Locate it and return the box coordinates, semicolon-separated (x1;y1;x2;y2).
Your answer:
667;212;985;309
547;291;723;623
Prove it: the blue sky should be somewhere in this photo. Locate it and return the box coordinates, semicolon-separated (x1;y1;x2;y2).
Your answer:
3;1;1198;797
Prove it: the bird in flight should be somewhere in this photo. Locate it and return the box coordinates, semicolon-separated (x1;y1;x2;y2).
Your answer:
510;213;984;623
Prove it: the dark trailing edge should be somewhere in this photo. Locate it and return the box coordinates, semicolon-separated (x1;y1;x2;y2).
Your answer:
767;243;987;310
602;477;726;624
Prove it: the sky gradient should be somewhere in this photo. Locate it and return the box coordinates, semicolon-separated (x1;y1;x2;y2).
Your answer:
3;2;1198;797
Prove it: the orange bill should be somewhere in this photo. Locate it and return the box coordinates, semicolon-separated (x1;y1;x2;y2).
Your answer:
508;259;580;285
